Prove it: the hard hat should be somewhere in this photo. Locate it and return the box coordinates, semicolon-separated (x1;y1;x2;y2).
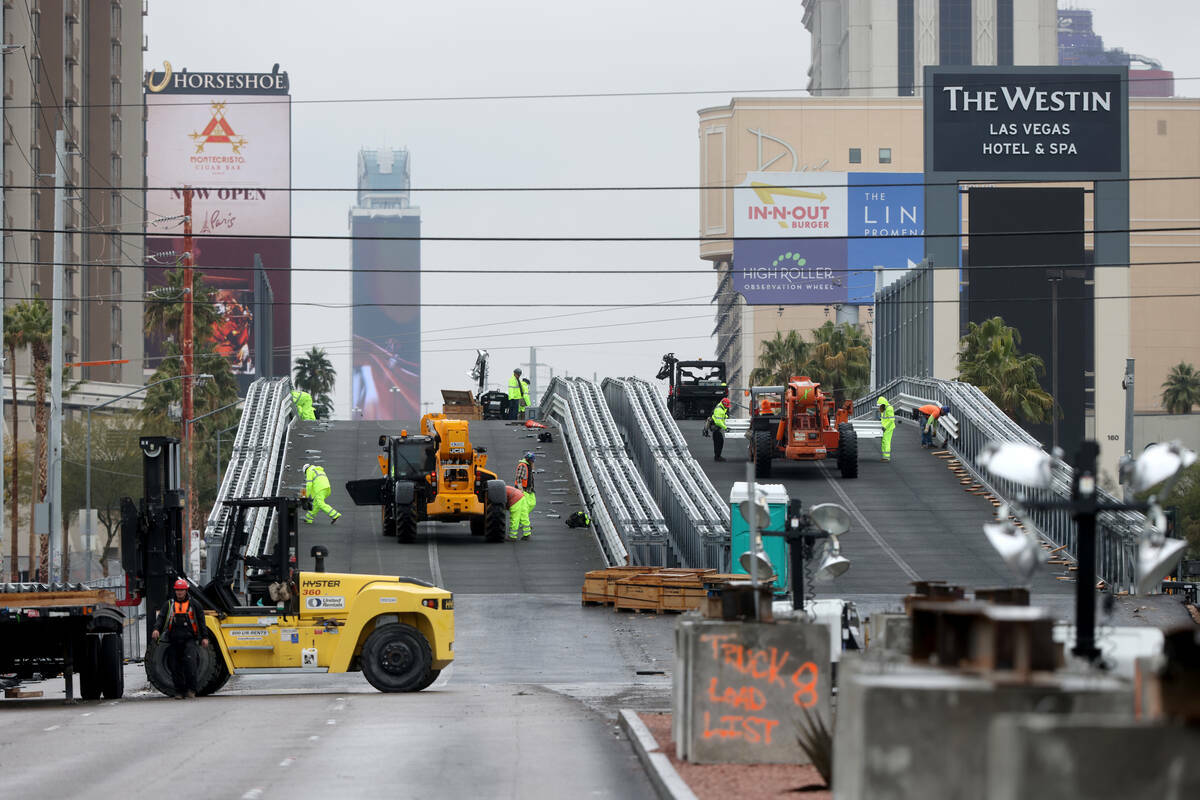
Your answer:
173;578;188;591
302;463;311;473
721;398;731;407
876;397;887;405
514;367;522;375
524;451;536;461
940;406;950;415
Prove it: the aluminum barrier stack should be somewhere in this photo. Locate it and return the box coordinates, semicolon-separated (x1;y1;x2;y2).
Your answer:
855;377;1144;592
203;377;298;576
603;377;731;571
540;377;675;567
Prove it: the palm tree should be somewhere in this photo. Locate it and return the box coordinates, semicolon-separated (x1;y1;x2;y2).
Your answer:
19;300;53;581
750;330;810;385
293;347;337;418
144;267;222;345
806;321;872;405
958;316;1054;425
1161;362;1200;414
4;303;31;579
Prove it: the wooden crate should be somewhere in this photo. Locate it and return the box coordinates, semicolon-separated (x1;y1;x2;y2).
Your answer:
582;566;657;605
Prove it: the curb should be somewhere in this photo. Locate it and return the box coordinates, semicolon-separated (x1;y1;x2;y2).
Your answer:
618;709;698;800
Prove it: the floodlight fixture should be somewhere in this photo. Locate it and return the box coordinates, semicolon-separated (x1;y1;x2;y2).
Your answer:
977;441;1053;490
738;550;777;583
808;503;851;536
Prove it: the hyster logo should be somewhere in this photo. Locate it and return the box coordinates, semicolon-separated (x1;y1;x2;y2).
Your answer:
746;182;832;230
190;103;248;154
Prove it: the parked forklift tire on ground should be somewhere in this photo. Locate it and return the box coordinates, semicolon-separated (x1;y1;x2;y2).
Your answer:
145;638;220;697
752;429;774;479
360;623;433;692
79;635;102;700
396;503;418;543
99;632;124;699
837;424;859;479
484;500;507;542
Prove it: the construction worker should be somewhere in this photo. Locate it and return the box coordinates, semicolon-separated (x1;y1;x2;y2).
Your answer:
507;368;524;420
302;463;342;524
518;377;532;419
292;389;317;421
709;397;731;462
151;577;210;699
877;396;895;462
917;404;950;448
505;484;533;541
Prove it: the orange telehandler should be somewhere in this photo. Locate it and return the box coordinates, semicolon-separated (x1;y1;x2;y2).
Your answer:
747;376;858;479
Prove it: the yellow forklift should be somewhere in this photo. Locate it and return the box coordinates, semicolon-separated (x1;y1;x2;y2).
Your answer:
124;437;454;695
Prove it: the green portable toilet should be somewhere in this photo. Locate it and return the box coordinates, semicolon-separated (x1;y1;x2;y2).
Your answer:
729;482;789;595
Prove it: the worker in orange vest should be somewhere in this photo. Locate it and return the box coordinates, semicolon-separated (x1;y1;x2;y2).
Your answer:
151;577;211;698
917;404;950;448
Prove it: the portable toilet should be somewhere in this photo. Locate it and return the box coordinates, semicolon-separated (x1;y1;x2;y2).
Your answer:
729;482;789;595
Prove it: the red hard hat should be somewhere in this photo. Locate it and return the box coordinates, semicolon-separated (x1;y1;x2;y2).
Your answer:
173;578;188;591
721;398;731;407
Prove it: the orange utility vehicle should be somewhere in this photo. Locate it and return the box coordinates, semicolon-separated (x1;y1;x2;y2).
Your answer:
747;377;858;479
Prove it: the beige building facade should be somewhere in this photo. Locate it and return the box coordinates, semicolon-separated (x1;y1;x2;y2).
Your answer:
697;96;1200;418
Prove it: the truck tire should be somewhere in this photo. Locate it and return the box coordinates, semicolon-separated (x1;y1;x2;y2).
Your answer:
396;503;418;543
382;506;396;537
99;633;124;699
79;636;102;700
360;623;433;692
484;500;507;543
752;430;774;479
837;424;859;479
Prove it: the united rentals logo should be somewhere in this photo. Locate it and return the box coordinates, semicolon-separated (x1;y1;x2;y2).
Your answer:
190;102;248;154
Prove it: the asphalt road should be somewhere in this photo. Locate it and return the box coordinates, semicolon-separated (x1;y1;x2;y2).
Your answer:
681;417;1073;604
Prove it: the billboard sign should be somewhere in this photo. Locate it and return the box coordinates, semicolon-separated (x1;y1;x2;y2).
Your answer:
929;68;1125;173
733;173;923;304
144;66;291;381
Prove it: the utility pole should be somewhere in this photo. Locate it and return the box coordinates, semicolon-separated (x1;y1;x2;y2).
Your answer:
49;130;65;583
182;188;195;558
0;16;9;578
1123;358;1135;501
521;347;545;412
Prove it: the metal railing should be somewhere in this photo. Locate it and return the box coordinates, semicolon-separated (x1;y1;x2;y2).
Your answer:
540;377;674;567
856;377;1144;591
603;377;730;571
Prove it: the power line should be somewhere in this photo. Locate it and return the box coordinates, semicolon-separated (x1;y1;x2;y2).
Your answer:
6;69;1189;112
19;173;1200;193
14;223;1200;242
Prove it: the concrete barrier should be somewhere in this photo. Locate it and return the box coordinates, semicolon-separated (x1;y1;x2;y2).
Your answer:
986;714;1200;800
673;616;831;764
832;656;1132;800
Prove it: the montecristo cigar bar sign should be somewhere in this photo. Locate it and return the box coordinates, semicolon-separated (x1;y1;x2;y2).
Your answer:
145;62;289;95
929;67;1125;174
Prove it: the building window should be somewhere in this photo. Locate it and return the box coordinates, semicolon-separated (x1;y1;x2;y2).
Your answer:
849;148;862;164
111;42;121;70
31;237;39;265
997;0;1013;66
111;191;121;224
938;0;972;66
111;116;121;151
111;2;122;31
31;190;40;224
111;306;122;335
897;0;915;96
110;154;121;178
111;79;121;107
30;56;40;85
111;268;122;294
112;343;123;362
879;148;893;164
1157;119;1167;136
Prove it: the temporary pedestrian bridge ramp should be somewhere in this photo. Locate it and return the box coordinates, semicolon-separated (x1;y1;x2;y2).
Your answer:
203;377;299;573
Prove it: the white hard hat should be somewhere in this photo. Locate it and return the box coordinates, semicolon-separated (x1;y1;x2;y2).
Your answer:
302;463;311;472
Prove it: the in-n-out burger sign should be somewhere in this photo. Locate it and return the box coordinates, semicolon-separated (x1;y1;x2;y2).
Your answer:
941;85;1112;113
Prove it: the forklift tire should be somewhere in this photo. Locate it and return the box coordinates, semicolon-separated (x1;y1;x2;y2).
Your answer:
469;516;485;536
361;623;433;692
99;633;124;699
396;503;418;543
483;500;507;543
145;638;220;697
198;658;231;696
837;424;859;479
79;636;102;700
752;430;774;479
413;668;442;692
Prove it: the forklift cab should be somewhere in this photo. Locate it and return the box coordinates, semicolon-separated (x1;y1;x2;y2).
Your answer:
207;496;307;615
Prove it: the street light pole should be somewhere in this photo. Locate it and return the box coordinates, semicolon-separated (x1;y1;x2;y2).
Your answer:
85;373;210;580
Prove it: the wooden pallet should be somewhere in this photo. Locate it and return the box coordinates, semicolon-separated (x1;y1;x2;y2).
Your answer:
4;688;43;698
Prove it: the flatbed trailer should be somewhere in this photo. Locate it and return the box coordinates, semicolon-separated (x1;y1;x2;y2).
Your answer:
0;584;127;701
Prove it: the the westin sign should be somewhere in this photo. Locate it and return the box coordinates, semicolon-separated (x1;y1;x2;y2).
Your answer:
930;70;1124;173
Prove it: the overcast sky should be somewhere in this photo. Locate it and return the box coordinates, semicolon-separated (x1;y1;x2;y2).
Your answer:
145;0;1199;416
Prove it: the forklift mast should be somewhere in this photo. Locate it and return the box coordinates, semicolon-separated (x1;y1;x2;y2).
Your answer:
120;436;185;641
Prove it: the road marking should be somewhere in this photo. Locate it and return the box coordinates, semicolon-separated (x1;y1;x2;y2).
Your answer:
80;712;92;717
332;702;345;712
327;718;337;725
279;757;295;768
427;534;443;588
241;789;264;800
44;725;60;731
820;464;921;581
308;735;320;741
